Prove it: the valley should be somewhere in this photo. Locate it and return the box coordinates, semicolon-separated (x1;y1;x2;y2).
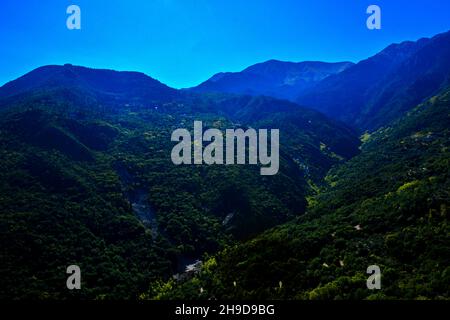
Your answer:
0;30;449;300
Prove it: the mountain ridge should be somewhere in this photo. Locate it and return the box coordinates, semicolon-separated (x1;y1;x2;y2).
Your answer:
297;30;450;130
0;64;179;105
191;60;354;101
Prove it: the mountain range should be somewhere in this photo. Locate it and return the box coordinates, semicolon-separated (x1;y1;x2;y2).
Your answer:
192;30;450;131
0;30;449;300
0;63;359;299
191;60;353;101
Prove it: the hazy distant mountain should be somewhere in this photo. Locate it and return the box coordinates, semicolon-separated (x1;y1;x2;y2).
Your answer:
191;60;354;101
191;31;450;132
297;30;450;131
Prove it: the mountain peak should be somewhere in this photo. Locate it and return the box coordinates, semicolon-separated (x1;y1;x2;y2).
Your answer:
191;60;354;100
0;64;178;103
296;29;450;131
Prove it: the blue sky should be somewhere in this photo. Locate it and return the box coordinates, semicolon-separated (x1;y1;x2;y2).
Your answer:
1;0;449;88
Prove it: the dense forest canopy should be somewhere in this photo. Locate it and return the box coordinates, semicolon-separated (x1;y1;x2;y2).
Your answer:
0;30;449;301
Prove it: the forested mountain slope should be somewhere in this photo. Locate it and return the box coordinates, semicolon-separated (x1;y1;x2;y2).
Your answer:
0;65;359;299
155;86;450;300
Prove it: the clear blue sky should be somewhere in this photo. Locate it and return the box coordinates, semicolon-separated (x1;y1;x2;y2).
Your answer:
1;0;449;88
